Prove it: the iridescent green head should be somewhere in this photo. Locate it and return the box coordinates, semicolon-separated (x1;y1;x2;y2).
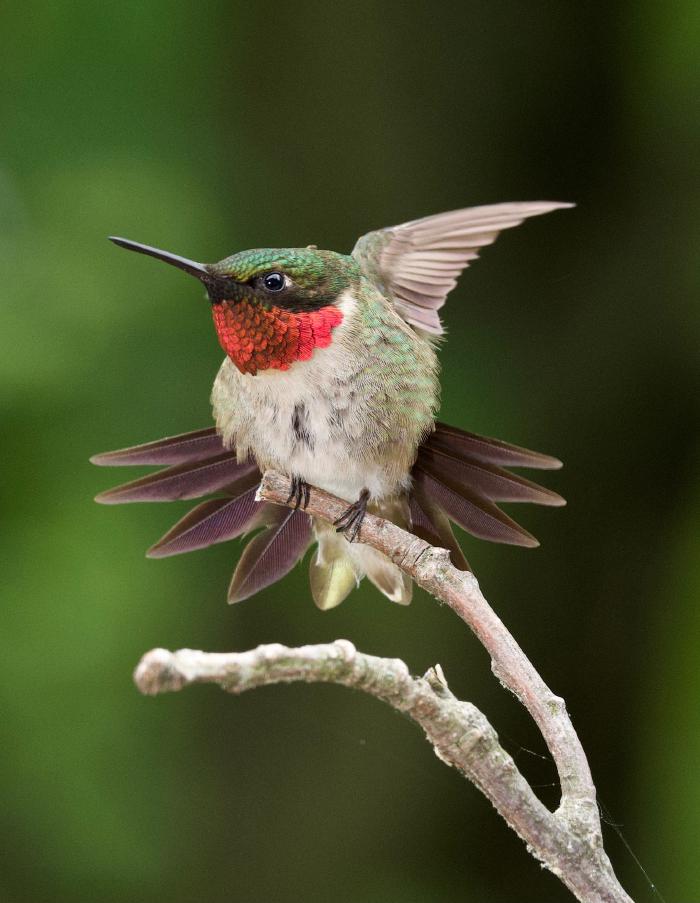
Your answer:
108;237;362;374
108;237;360;313
207;247;361;312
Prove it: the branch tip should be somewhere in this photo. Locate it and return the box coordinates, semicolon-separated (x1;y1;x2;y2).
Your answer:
134;647;186;695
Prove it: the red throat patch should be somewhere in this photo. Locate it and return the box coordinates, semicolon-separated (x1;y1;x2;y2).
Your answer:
212;300;344;375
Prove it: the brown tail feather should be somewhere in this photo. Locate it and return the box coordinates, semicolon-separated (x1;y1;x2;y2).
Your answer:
408;490;471;571
413;467;539;547
147;474;264;558
94;454;258;504
417;445;565;506
227;508;312;604
91;420;563;604
432;422;562;470
90;427;224;467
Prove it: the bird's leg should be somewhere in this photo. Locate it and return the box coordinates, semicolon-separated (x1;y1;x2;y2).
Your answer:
334;489;370;542
286;475;311;510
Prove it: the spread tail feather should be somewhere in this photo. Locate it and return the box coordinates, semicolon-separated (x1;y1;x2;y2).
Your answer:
90;427;225;467
409;489;471;572
228;506;312;604
92;422;564;606
146;471;263;558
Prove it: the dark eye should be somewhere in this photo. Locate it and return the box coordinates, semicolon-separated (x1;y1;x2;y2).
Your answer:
262;272;286;292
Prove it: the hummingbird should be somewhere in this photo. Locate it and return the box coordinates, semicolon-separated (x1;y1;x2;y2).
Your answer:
93;202;570;609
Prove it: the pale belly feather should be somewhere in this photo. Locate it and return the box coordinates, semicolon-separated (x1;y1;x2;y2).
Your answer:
211;353;407;501
210;289;439;504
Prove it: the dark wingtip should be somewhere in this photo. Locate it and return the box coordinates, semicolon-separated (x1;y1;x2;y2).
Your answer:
93;456;258;505
144;491;263;560
226;509;312;604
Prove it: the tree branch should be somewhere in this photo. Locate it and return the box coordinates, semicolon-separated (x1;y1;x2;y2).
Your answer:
258;472;594;820
136;641;628;903
257;470;632;903
134;471;634;902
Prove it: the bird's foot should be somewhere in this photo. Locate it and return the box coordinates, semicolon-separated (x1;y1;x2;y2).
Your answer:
334;489;370;542
286;475;311;510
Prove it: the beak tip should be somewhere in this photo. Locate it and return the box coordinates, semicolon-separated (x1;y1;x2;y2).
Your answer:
106;236;208;279
108;236;134;252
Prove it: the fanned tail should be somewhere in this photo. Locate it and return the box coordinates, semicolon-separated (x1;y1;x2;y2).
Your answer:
227;506;312;604
409;489;471;572
411;423;565;568
92;422;564;605
90;427;226;467
431;421;563;470
146;472;263;558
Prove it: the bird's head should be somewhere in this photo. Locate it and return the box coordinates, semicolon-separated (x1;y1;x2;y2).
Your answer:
109;239;360;374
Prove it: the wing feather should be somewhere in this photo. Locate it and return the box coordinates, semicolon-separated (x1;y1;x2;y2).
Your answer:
353;201;573;334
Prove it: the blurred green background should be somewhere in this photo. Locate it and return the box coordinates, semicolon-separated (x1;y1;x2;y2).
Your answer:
1;2;698;901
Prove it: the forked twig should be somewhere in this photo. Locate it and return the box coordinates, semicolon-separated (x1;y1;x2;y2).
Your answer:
135;470;633;903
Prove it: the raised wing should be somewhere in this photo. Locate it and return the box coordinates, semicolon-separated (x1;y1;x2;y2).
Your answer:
352;201;573;334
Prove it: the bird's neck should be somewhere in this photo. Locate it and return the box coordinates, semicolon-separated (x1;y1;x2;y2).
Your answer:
212;300;344;375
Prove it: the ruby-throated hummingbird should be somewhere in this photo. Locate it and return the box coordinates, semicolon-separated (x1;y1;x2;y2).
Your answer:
93;202;570;609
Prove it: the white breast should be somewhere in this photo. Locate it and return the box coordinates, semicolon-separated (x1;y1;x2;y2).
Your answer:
210;289;437;502
210;293;396;500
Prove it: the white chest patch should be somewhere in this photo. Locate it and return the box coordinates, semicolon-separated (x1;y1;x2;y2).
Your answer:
210;289;435;502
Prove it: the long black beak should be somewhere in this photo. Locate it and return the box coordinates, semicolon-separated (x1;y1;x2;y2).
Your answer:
108;237;210;281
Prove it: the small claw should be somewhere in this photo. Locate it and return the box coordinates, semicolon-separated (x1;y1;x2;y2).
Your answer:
345;514;363;543
287;476;310;511
333;508;355;529
334;489;370;542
